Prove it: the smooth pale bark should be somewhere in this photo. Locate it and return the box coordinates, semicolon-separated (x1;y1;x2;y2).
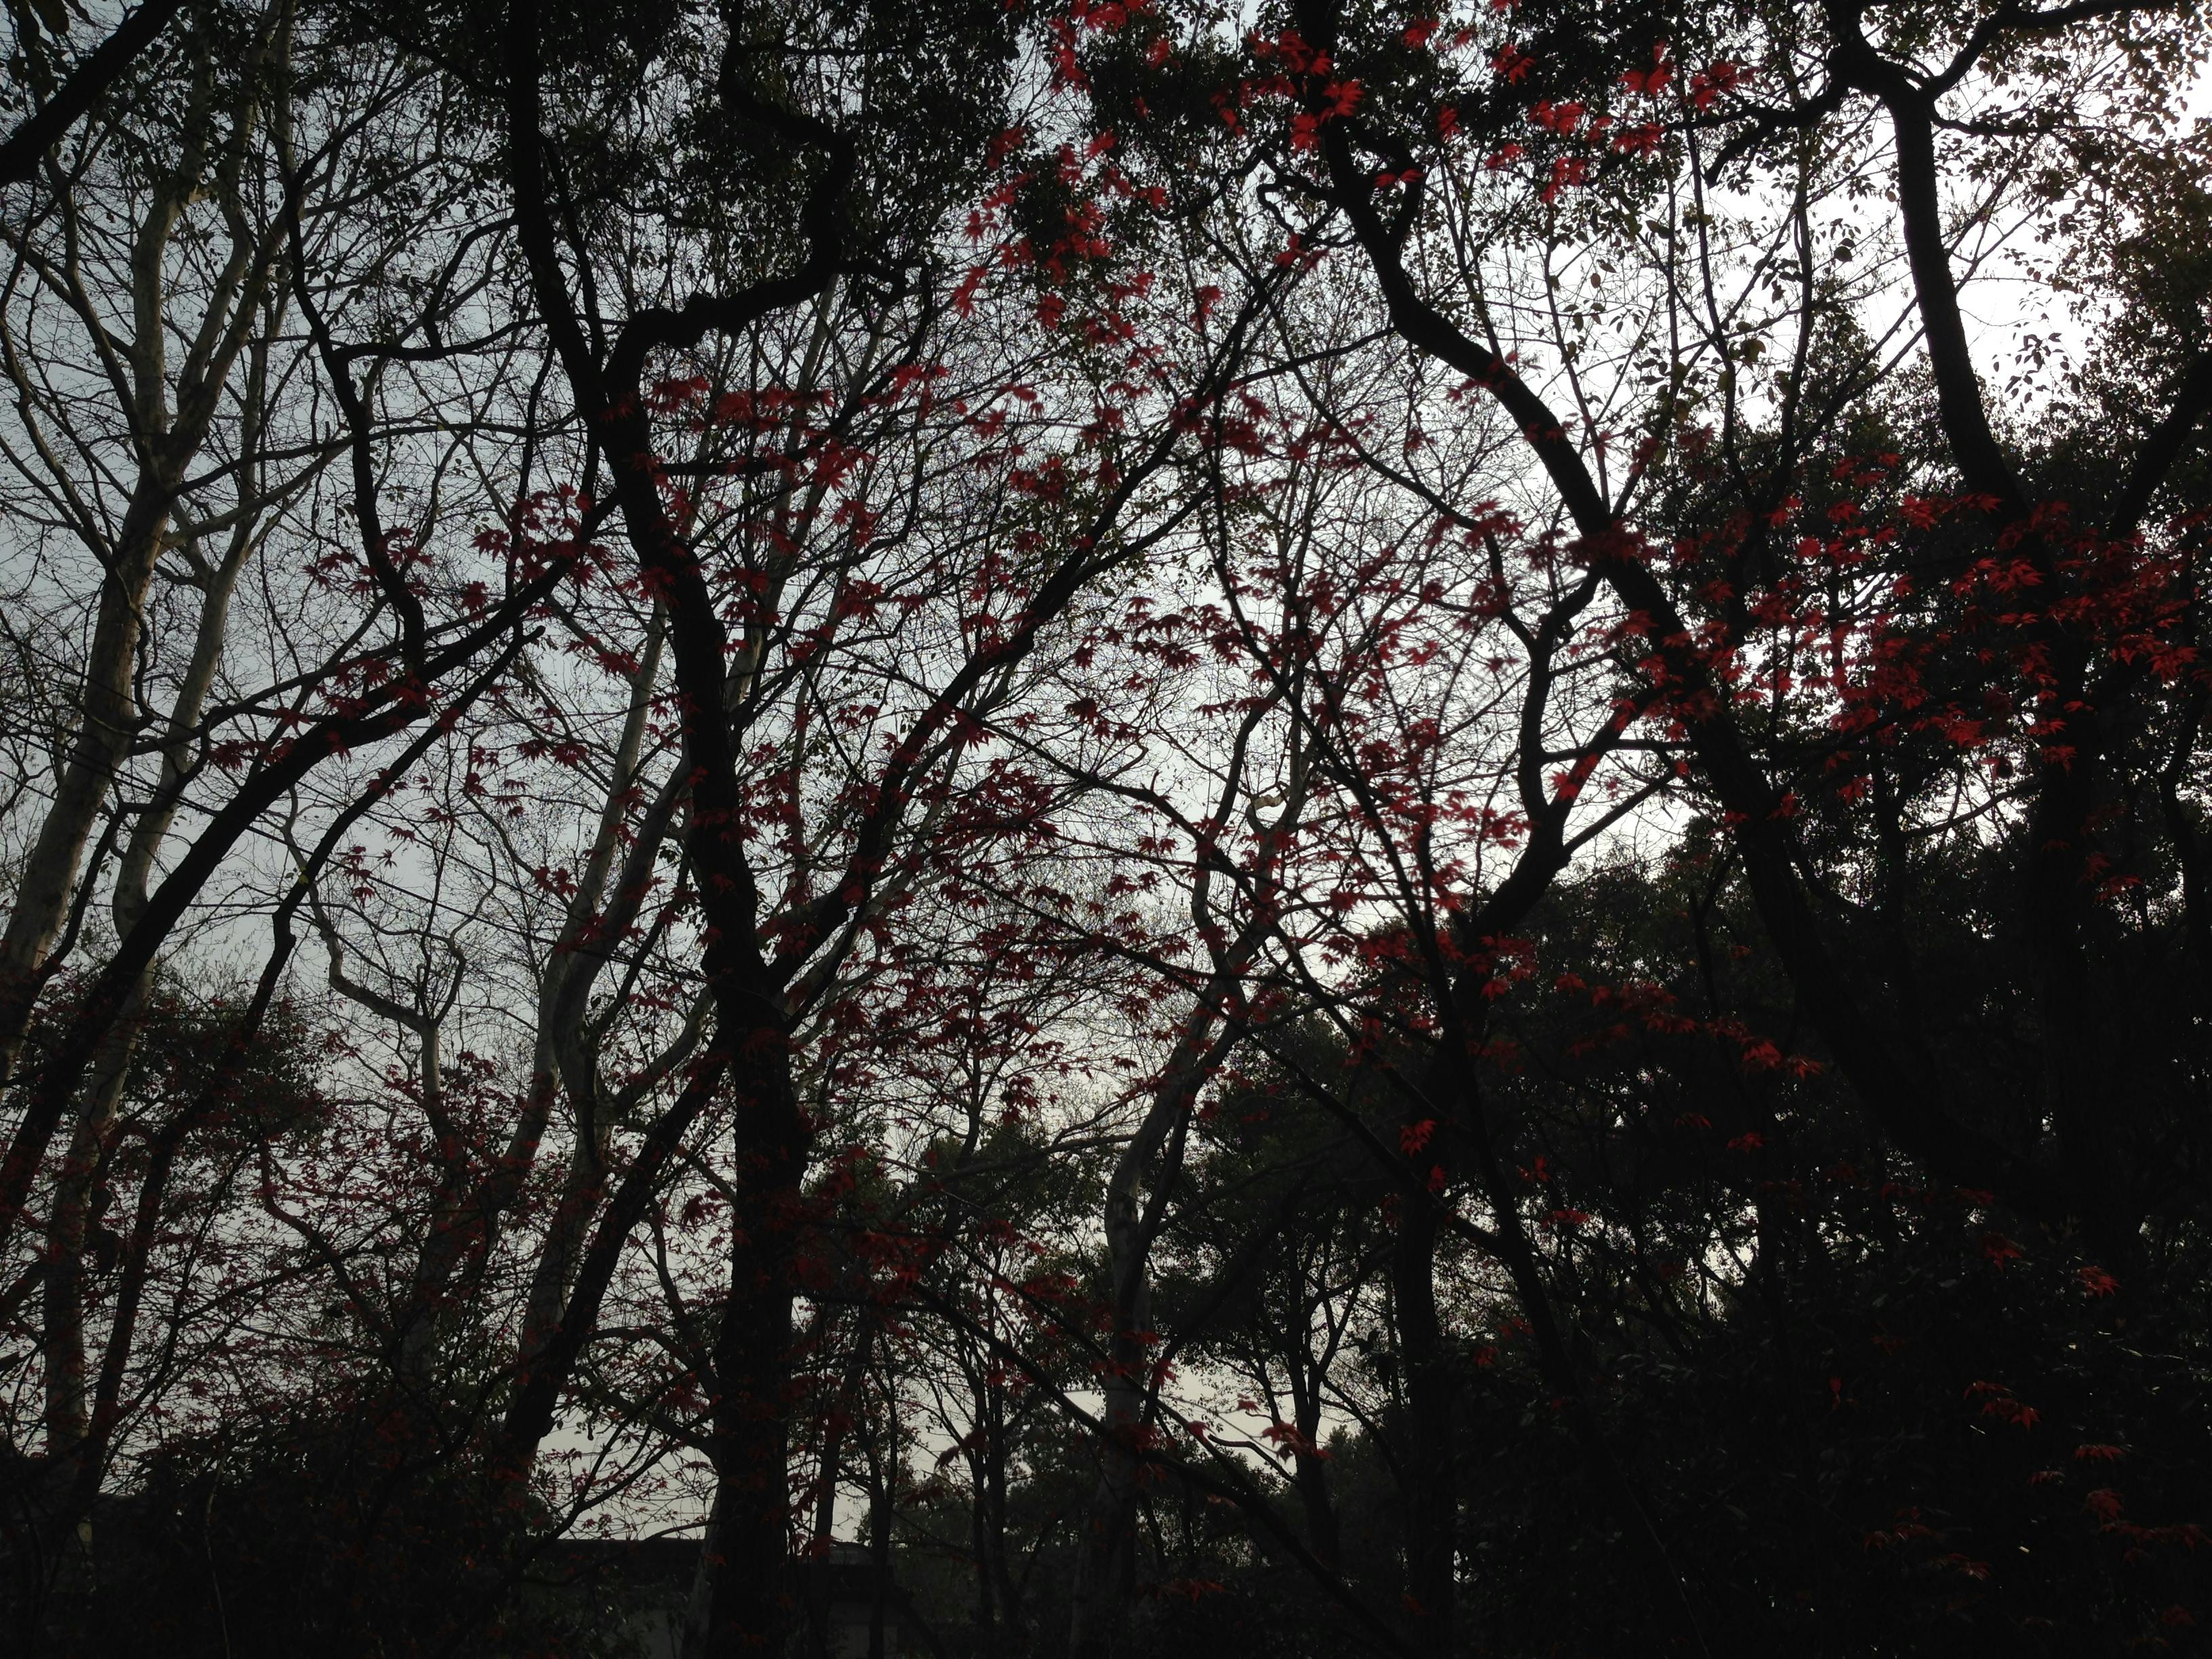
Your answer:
39;643;527;1549
499;1042;731;1469
0;11;285;1094
1065;1056;1196;1659
0;486;169;1089
20;22;287;1473
394;611;670;1379
509;765;697;1396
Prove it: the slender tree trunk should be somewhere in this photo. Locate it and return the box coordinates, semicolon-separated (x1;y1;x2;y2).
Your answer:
0;478;171;1086
802;1315;873;1659
0;9;281;1089
401;613;668;1371
1287;1368;1340;1570
1066;1242;1147;1659
969;1434;998;1659
692;1010;807;1658
43;492;262;1471
1067;1056;1200;1659
983;1382;1023;1650
867;1436;891;1659
39;1029;133;1461
1391;1200;1455;1658
1067;939;1279;1657
1292;1445;1341;1572
512;1082;613;1403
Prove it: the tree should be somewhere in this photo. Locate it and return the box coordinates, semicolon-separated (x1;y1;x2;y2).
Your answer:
5;2;2211;1655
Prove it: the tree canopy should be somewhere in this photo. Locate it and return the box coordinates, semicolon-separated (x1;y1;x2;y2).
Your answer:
2;1;2209;1655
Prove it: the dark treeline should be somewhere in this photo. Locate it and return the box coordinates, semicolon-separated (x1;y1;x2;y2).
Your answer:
1;1;2209;1655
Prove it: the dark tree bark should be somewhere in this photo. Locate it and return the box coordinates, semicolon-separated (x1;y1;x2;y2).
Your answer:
0;0;190;185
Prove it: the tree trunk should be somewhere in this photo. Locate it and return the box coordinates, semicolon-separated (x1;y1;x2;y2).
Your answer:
44;499;260;1469
1066;1294;1145;1659
1391;1200;1456;1659
692;1012;807;1658
0;478;172;1087
1067;1094;1176;1659
1;13;282;1088
1287;1366;1340;1570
